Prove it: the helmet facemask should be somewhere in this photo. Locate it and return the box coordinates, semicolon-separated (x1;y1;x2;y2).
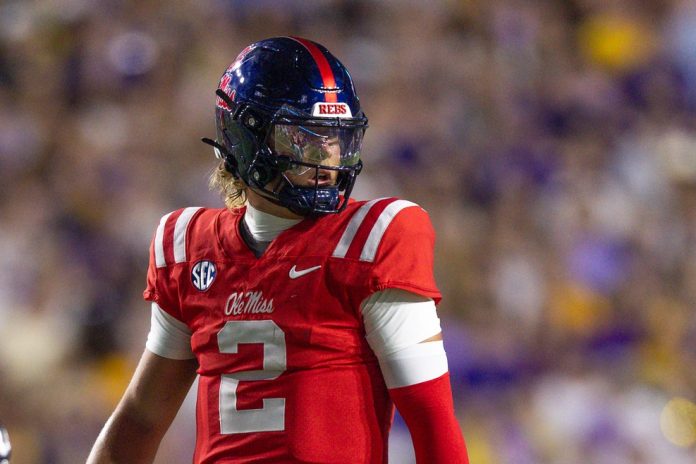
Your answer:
212;100;367;216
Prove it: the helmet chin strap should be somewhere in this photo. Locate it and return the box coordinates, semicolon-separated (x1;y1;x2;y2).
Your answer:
246;182;292;211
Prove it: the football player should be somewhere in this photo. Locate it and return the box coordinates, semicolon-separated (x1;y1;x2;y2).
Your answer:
88;37;468;464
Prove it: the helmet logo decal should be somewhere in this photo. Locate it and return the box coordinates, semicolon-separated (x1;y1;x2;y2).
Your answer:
312;102;352;118
217;74;234;110
192;260;217;291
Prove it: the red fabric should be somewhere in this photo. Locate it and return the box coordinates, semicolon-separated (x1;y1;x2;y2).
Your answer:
343;198;396;260
389;372;469;464
142;199;442;463
367;203;442;303
143;208;188;322
163;208;183;266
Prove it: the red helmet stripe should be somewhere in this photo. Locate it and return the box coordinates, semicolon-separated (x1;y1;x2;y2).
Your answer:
289;37;338;103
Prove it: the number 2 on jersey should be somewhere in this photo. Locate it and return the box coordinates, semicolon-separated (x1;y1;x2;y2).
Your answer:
217;320;287;434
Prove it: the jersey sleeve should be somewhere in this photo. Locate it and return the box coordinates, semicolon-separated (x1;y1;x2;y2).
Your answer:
142;212;186;323
146;302;194;359
143;235;161;303
369;205;441;302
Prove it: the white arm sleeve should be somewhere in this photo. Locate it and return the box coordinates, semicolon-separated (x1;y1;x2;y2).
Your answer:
361;288;448;388
146;302;195;360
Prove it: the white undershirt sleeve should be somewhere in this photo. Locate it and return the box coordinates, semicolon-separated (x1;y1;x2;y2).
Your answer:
361;288;448;389
146;302;195;360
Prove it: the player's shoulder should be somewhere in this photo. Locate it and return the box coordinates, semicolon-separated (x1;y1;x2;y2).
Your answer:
330;197;432;263
339;196;431;232
151;206;226;268
340;196;428;219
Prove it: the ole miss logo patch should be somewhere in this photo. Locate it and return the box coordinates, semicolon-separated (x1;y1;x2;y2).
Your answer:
311;102;352;118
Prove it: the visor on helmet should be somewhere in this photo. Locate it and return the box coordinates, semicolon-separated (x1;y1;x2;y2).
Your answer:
270;123;363;176
268;104;365;179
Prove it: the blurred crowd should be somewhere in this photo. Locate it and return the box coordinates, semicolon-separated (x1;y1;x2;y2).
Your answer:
2;0;696;462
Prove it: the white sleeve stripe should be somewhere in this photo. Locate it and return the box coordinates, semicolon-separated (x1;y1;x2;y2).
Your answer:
146;302;194;360
359;200;418;262
173;207;201;263
154;212;173;268
331;198;388;258
378;341;448;389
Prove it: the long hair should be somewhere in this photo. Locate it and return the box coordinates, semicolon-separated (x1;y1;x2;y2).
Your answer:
209;162;247;209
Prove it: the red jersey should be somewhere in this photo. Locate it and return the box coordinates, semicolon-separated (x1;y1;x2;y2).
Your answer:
143;197;441;464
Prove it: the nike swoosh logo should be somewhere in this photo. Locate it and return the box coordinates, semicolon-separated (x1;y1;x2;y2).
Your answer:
289;265;322;279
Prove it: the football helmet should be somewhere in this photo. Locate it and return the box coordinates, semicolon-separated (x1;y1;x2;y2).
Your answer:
203;37;368;216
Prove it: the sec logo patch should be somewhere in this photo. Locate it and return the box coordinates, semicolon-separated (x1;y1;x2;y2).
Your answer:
192;260;216;291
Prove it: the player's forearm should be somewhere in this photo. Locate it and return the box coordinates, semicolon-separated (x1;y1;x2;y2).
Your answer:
87;398;167;464
390;373;469;464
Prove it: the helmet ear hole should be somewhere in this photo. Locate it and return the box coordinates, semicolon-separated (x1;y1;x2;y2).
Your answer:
242;110;264;131
249;159;277;187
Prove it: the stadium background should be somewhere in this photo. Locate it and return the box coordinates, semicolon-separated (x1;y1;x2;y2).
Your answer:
2;0;696;462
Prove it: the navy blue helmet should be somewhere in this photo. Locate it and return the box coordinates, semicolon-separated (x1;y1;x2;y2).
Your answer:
204;37;368;216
